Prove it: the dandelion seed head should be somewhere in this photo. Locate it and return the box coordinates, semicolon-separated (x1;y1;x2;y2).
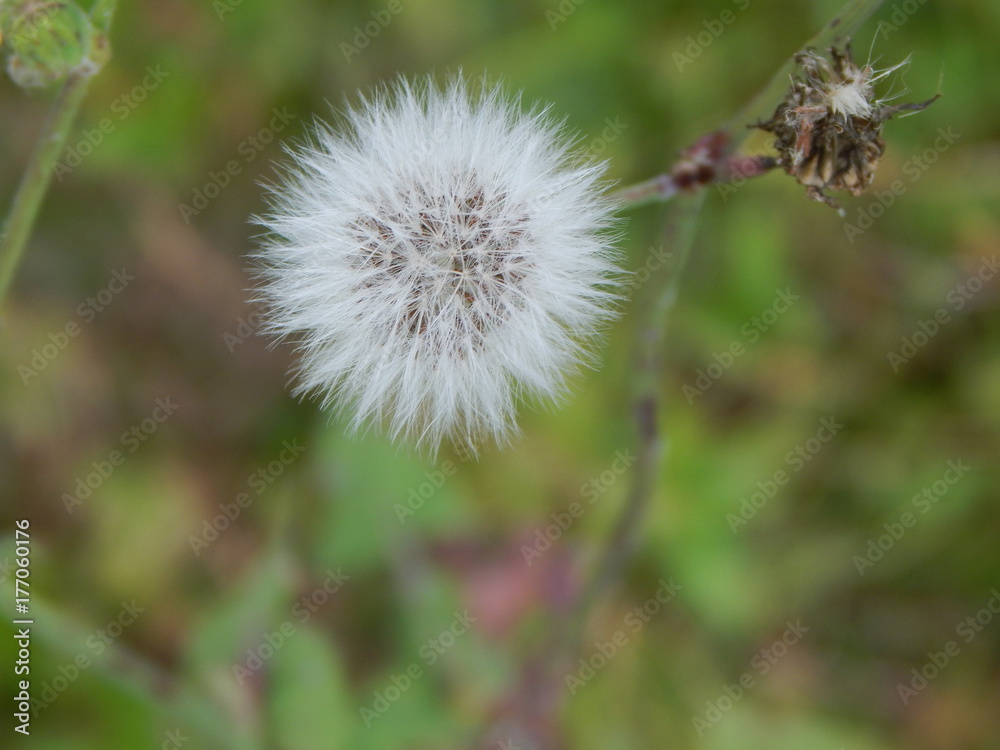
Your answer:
254;75;620;454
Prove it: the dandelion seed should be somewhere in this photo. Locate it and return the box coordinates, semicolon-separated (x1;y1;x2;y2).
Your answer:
254;75;620;454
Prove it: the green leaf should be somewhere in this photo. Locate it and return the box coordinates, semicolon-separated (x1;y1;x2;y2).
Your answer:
184;546;297;747
265;625;356;750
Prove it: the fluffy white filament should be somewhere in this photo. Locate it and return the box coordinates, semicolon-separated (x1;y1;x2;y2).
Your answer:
254;76;620;454
827;56;912;119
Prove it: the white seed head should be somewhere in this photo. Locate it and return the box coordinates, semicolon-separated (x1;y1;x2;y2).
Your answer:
254;75;620;454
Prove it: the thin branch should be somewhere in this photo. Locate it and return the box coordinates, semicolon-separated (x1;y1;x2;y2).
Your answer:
538;0;890;736
568;190;706;643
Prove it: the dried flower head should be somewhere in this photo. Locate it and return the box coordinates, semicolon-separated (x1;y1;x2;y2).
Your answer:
757;44;938;209
254;75;619;454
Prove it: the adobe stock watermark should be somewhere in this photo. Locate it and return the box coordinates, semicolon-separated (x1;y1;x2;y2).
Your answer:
843;126;960;243
623;245;673;300
222;305;265;353
61;397;179;514
547;0;586;30
727;416;843;532
897;588;1000;706
853;459;971;575
886;255;999;372
878;0;928;39
393;442;475;523
715;146;771;202
188;439;306;555
54;65;169;181
673;0;751;72
683;287;799;403
341;0;408;62
233;567;350;684
521;449;637;566
512;117;624;216
4;1;61;45
19;268;135;385
178;107;296;224
29;600;145;716
394;460;458;523
523;117;628;208
586;116;628;156
359;609;477;726
565;578;682;695
214;0;245;20
692;619;809;736
161;729;190;750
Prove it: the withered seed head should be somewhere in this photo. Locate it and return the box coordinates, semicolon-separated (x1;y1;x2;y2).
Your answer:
756;43;938;210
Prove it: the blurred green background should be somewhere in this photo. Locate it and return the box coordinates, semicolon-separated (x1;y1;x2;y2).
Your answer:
2;0;999;748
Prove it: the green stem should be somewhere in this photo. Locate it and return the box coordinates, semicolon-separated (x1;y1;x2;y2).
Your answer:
561;0;888;673
0;70;92;305
552;0;889;707
0;0;119;307
611;174;678;211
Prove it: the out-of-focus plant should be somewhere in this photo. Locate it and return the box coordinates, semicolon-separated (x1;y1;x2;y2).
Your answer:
0;0;118;305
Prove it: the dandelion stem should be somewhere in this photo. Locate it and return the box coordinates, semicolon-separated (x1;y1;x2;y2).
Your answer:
612;174;679;209
0;71;92;306
545;0;888;730
473;194;707;750
479;2;892;745
579;0;886;641
0;0;118;308
612;152;777;211
571;190;705;637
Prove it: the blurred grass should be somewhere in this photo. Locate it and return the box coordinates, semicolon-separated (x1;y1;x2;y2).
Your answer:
2;0;999;748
